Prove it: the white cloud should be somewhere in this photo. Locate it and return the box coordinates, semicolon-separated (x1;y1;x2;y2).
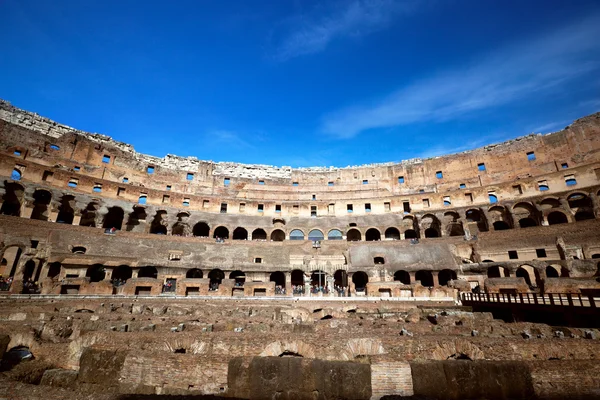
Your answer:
271;0;417;61
321;15;600;138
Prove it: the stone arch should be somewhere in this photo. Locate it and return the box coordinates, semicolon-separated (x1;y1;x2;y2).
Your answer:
548;211;568;225
421;214;441;237
431;340;484;361
540;197;561;210
209;269;225;288
125;206;147;232
79;202;99;227
186;268;203;279
343;338;386;360
465;208;488;233
401;215;419;237
365;228;381;241
193;222;210;237
327;229;343;240
415;270;434;287
149;211;168;234
102;206;124;230
0;182;25;216
394;270;410;284
260;341;316;358
172;221;190;236
291;269;305;286
161;339;208;355
488;205;512;230
513;202;539;228
233;227;248;240
270;271;286;288
334;270;348;288
443;211;464;237
270;229;285;241
567;193;595;221
56;195;75;224
516;265;540;287
404;229;418;239
252;228;267;240
86;264;105;282
352;271;368;293
308;229;324;241
289;229;305;241
213;226;229;239
384;227;400;240
545;265;560;278
438;269;457;286
30;189;52;221
487;265;510;278
138;266;158;279
111;265;132;282
229;270;245;285
346;228;362;242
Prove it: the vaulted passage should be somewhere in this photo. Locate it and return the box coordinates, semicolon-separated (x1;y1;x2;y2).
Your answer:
30;190;52;221
103;207;124;230
193;222;210;237
0;182;24;216
416;270;434;287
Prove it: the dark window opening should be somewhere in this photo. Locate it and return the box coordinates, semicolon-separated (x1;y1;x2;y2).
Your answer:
508;250;518;260
536;249;547;258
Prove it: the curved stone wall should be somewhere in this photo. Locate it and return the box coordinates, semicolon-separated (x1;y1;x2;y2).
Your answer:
1;100;599;298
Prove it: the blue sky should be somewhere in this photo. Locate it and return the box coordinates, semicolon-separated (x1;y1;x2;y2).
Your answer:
1;0;599;168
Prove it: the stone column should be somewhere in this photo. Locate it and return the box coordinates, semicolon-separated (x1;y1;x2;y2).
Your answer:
432;273;440;287
22;206;34;219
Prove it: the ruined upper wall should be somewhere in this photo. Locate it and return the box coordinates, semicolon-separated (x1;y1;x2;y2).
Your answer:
3;98;598;179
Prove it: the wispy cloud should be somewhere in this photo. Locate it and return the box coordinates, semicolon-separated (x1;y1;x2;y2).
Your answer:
321;15;600;138
270;0;418;61
416;132;512;159
530;120;572;134
203;130;257;151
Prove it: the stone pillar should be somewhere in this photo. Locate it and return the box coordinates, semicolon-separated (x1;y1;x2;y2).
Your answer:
49;211;59;223
461;220;471;239
432;273;440;287
72;214;82;225
22;206;34;219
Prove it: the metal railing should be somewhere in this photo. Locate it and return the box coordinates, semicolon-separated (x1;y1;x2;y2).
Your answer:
462;292;598;308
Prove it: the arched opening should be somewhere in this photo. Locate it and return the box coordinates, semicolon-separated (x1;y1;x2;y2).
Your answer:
310;270;327;291
213;226;229;239
404;229;418;239
545;265;559;278
384;227;400;240
421;214;441;238
232;227;248;240
487;266;510;278
394;270;410;284
22;260;36;282
548;211;568;225
10;168;22;181
540;198;561;210
209;269;225;290
444;212;464;237
149;211;168;234
71;246;87;254
102;207;124;230
125;206;147;232
47;262;61;279
489;206;511;231
172;222;190;236
415;270;434;287
465;209;488;233
513;203;538;228
111;265;132;284
575;210;595;221
493;221;510;231
352;271;368;293
270;271;286;291
79;202;99;227
229;270;245;286
447;353;473;361
438;269;457;286
568;193;593;209
186;268;203;279
334;270;348;289
516;267;532;286
270;229;285;241
519;218;537;228
0;182;24;216
289;229;305;241
86;264;105;282
2;246;23;277
291;269;305;291
365;228;381;241
346;229;361;242
56;195;75;224
374;257;385;265
327;229;343;240
138;266;158;279
193;222;210;237
308;229;324;242
424;228;439;238
252;228;267;241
